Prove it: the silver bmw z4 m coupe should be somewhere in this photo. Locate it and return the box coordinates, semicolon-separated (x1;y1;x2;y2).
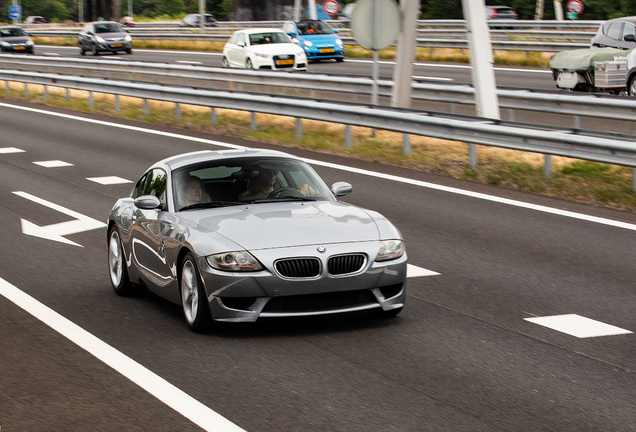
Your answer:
107;149;407;331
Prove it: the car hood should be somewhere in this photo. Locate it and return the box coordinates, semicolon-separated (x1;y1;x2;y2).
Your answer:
297;34;340;46
1;36;31;43
97;31;128;39
249;43;304;55
181;201;380;250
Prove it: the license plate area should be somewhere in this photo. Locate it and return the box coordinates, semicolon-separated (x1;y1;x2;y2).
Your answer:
319;48;334;53
275;59;294;66
111;43;123;48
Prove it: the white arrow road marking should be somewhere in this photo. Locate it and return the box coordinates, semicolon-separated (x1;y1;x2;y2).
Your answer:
13;191;106;247
407;264;440;278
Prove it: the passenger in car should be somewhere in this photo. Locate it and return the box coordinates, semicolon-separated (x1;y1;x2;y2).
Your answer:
180;175;210;207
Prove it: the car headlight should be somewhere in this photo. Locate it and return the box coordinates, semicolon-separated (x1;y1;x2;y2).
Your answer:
304;40;313;47
375;240;404;262
207;251;263;271
0;41;10;47
336;39;343;46
26;40;34;46
125;34;132;41
254;52;270;59
96;36;106;43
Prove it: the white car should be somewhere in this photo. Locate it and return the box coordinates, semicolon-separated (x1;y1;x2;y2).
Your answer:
222;28;308;71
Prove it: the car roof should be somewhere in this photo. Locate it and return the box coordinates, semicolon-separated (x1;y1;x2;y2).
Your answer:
0;26;22;29
156;149;300;170
87;20;120;25
607;16;636;23
237;28;288;35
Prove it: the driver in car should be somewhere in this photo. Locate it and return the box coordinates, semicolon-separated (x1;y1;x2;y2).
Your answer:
239;168;315;201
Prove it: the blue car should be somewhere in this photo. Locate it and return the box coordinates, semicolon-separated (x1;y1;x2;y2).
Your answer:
282;20;345;62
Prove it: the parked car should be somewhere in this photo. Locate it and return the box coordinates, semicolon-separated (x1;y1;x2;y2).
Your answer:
107;149;407;331
180;13;217;27
0;26;34;54
222;28;307;71
282;20;344;63
591;16;636;50
78;21;132;55
25;16;47;24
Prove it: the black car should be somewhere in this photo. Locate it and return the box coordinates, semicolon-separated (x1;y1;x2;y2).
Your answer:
591;16;636;50
0;26;34;54
78;21;132;55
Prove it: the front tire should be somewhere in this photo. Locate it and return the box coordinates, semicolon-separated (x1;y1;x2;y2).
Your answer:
79;44;85;55
92;43;99;56
222;56;229;68
125;48;132;54
180;253;212;332
108;227;136;296
245;58;254;69
629;76;636;96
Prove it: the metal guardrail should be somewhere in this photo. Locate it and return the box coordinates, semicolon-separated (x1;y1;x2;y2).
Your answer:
2;69;636;180
2;55;635;126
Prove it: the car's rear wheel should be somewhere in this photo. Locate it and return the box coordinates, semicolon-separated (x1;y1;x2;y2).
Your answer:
180;253;212;332
125;48;132;54
92;43;99;56
222;56;229;68
108;227;136;296
629;76;636;96
245;58;254;69
336;57;344;62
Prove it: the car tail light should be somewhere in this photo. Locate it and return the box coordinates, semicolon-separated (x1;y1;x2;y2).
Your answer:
512;11;518;18
489;9;498;18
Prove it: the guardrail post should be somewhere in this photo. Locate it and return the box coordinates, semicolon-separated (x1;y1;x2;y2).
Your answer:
403;134;411;155
88;91;94;108
507;108;515;121
345;125;352;149
65;88;70;100
43;85;48;100
175;103;181;120
633;169;636;192
544;154;553;178
469;143;478;166
144;99;149;116
23;82;28;96
115;94;120;111
5;81;9;94
210;107;217;124
573;115;581;129
251;112;257;131
450;103;456;115
296;118;303;139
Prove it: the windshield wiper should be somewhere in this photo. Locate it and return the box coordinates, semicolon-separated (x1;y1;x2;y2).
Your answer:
179;201;244;211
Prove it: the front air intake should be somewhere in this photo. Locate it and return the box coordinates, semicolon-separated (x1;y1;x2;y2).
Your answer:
275;258;321;278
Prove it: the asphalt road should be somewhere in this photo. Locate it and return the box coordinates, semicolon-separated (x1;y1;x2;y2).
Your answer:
1;99;636;431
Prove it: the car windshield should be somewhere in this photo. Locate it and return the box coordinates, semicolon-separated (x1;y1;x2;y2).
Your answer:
0;28;26;37
94;23;122;33
173;157;333;210
248;32;290;45
297;21;334;35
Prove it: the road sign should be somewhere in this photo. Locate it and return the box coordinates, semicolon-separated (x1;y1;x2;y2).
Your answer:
566;0;584;14
350;0;401;51
9;5;22;20
323;0;340;15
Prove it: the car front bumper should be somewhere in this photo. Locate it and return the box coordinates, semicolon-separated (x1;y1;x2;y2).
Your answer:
304;46;344;60
198;242;408;322
96;40;132;52
0;44;33;53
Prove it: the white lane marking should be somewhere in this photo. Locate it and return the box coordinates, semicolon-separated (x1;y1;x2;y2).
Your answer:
87;176;133;185
2;102;636;232
0;147;25;153
34;160;73;168
407;264;440;278
177;60;203;65
13;191;106;247
524;314;632;338
413;76;454;82
42;53;61;57
0;276;246;432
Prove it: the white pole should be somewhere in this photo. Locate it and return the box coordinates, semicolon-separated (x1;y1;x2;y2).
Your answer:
462;0;500;119
199;0;205;33
129;0;133;18
308;0;317;19
553;0;564;20
294;0;301;21
391;0;418;108
372;0;379;105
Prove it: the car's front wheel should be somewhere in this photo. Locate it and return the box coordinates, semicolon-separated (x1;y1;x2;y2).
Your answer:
222;56;229;68
245;58;254;69
92;43;99;56
125;48;132;54
79;44;85;55
180;253;212;332
108;227;137;296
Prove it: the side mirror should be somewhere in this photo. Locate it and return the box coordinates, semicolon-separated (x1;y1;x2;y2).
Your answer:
134;195;162;210
237;41;246;47
331;182;352;197
333;29;339;33
625;34;636;42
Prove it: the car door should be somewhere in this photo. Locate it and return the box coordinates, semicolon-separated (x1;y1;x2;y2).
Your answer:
129;168;173;288
621;22;636;49
79;23;91;49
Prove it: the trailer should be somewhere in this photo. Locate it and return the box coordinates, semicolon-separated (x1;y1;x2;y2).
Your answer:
550;47;631;94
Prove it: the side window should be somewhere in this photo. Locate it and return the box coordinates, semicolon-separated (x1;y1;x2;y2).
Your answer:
229;34;236;44
607;22;623;41
143;169;168;203
623;23;635;40
237;33;246;45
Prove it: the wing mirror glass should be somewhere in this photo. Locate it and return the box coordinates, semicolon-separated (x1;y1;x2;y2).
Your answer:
625;34;636;42
237;41;246;47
